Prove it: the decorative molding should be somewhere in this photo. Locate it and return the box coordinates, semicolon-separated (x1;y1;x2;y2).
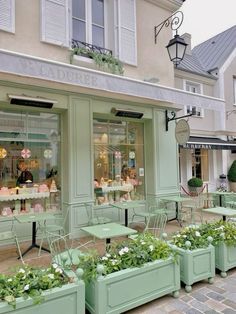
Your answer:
0;49;225;112
145;0;184;12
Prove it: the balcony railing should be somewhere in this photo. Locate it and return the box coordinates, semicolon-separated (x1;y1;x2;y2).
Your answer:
71;39;112;56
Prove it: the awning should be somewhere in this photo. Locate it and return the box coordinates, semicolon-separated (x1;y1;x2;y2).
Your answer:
181;137;236;150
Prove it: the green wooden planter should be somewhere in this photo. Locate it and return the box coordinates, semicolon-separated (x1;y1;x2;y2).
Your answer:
85;257;180;314
0;281;85;314
215;242;236;278
170;244;215;292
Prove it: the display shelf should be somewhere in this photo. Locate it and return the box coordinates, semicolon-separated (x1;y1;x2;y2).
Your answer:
0;192;50;202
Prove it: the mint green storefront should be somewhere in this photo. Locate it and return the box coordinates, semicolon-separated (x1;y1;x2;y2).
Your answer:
0;50;224;238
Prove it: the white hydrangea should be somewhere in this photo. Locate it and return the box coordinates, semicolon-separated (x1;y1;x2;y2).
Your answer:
55;268;63;274
195;231;201;237
24;284;30;291
52;263;58;269
102;256;108;261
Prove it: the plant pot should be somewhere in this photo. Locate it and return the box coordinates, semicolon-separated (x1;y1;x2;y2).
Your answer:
188;186;202;196
85;258;180;314
228;181;236;192
214;242;236;278
169;244;215;292
0;281;85;314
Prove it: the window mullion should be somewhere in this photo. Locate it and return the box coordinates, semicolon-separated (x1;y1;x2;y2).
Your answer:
86;0;92;44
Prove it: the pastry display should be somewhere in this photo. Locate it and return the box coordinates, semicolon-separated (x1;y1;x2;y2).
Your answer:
50;180;57;192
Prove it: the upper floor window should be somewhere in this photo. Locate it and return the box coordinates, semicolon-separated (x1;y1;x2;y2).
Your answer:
72;0;105;48
184;80;204;117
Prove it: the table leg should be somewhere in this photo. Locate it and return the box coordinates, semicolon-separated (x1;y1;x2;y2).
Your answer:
223;215;226;221
106;238;111;244
125;209;128;227
219;195;222;207
18;222;50;259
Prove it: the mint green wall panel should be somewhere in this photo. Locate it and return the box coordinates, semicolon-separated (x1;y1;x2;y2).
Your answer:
69;97;93;203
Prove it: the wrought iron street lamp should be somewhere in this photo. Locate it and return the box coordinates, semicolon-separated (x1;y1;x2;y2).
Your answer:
154;11;187;67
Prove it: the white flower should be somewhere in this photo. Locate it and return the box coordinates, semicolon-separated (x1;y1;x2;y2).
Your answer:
48;274;55;279
182;235;187;238
52;263;58;269
111;259;118;265
7;278;12;282
177;234;181;238
220;232;225;239
102;256;108;261
195;231;201;237
24;284;30;291
55;268;63;274
18;268;25;274
119;249;124;256
123;247;129;253
106;253;111;258
141;241;146;245
149;245;154;252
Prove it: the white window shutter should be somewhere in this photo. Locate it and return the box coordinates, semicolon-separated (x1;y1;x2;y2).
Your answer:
0;0;15;33
41;0;70;47
116;0;137;65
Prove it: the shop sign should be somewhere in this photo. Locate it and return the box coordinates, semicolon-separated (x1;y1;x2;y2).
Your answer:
175;119;190;145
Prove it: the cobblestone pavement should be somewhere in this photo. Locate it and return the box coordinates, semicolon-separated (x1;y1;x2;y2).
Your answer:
126;268;236;314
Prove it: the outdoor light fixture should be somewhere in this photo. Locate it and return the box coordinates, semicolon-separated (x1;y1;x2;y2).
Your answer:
154;11;187;67
111;108;144;119
8;94;57;109
165;107;196;131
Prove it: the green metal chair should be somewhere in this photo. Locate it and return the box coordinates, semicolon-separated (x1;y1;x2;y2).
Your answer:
85;202;112;225
47;231;92;277
0;219;24;263
144;211;167;239
131;203;167;227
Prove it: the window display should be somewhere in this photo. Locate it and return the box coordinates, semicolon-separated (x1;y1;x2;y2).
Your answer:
0;110;61;215
93;118;145;205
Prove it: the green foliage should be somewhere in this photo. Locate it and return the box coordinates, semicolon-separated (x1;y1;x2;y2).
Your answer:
78;233;175;283
0;265;69;309
187;177;203;187
171;225;210;250
227;160;236;182
200;220;236;246
71;47;124;75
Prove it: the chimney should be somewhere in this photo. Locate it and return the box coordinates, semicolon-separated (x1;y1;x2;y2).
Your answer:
181;33;192;55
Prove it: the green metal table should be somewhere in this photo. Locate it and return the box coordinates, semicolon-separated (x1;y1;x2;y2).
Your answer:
202;206;236;221
81;222;137;244
211;191;234;207
160;195;193;225
111;201;145;227
14;212;55;257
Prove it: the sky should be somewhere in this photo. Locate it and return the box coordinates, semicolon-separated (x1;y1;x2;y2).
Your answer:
178;0;236;48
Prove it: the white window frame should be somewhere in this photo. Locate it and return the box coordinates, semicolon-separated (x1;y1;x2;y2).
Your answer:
72;0;107;48
184;80;204;117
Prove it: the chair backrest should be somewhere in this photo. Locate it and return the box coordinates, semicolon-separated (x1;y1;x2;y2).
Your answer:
84;202;112;225
144;211;167;239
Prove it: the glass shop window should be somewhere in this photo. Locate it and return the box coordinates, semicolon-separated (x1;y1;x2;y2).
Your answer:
0;110;61;215
191;148;209;181
93;118;145;205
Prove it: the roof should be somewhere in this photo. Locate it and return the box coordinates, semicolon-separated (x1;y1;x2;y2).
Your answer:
178;25;236;76
193;25;236;71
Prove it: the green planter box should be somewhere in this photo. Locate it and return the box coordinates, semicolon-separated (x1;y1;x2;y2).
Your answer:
215;242;236;277
0;281;85;314
85;257;180;314
170;244;215;292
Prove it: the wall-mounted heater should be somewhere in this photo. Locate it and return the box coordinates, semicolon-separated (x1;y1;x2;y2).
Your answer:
111;107;144;119
8;94;58;109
